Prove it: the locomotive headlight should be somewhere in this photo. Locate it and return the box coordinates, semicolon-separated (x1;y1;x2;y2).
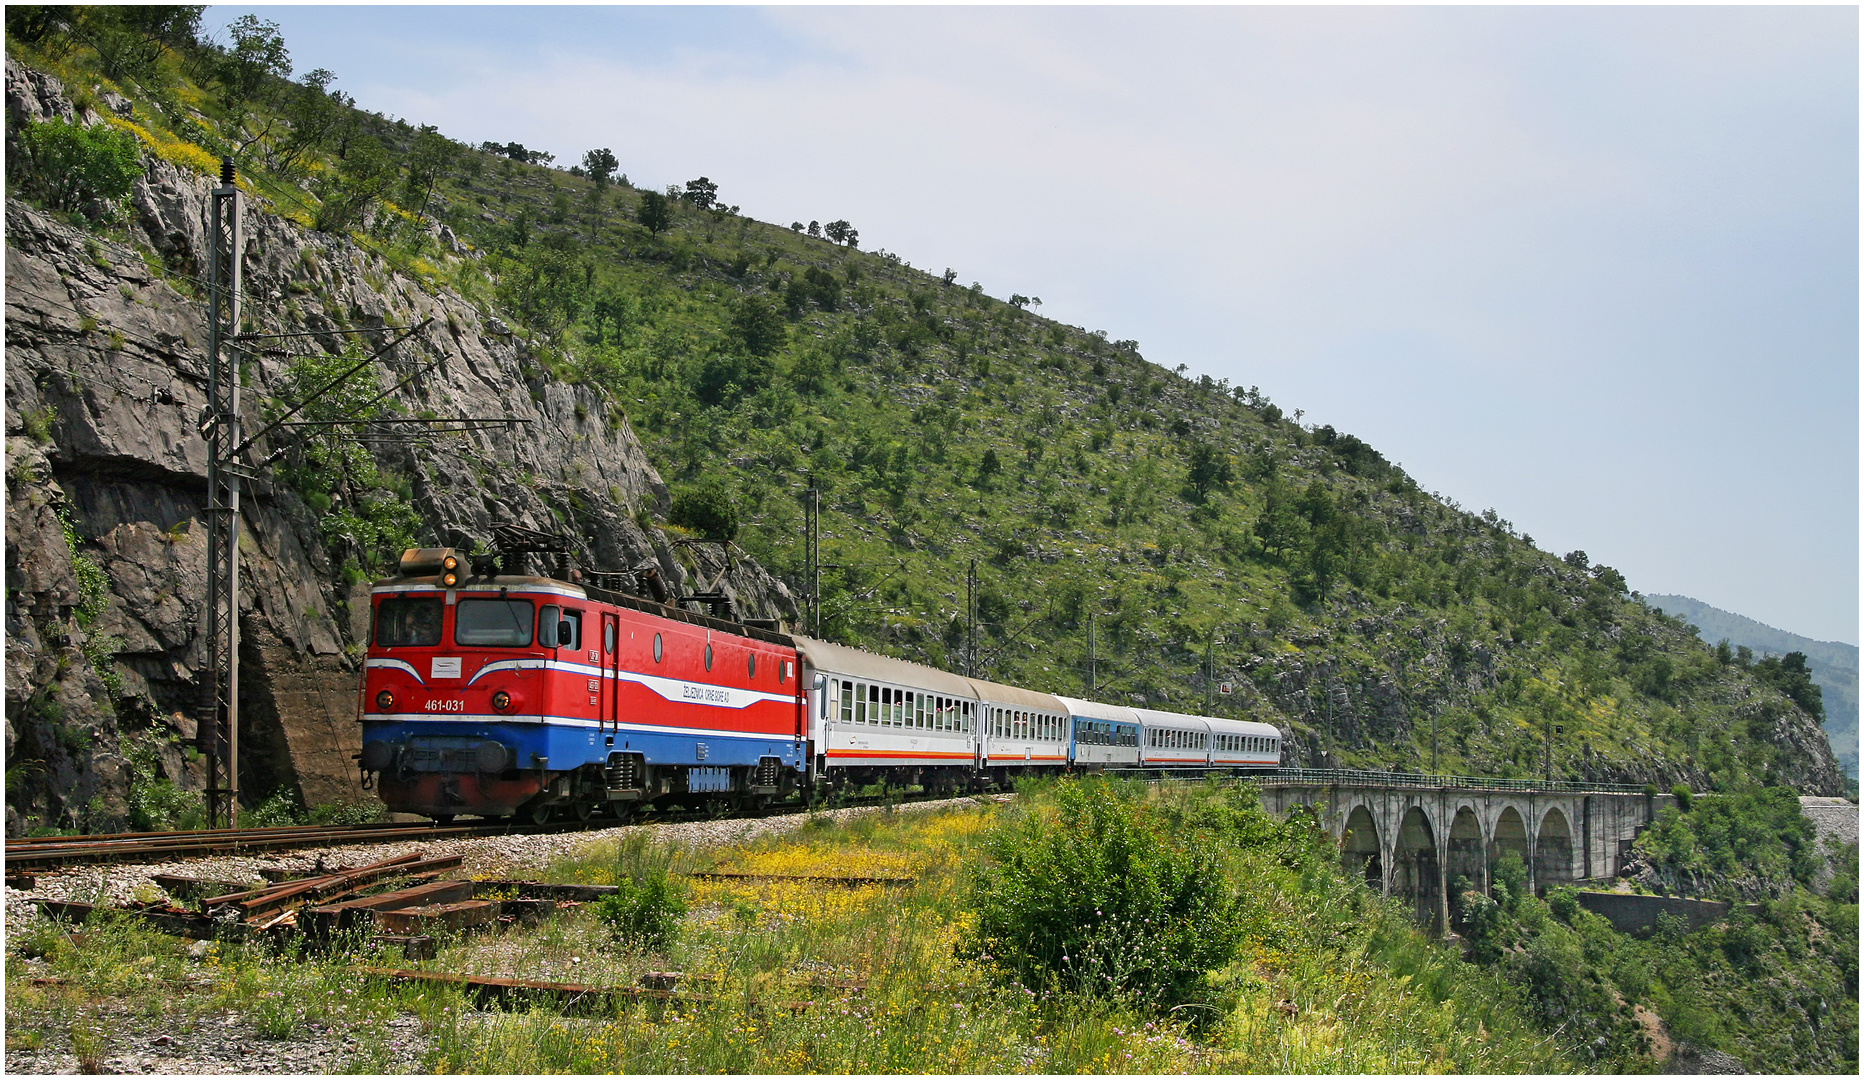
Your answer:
440;554;461;587
491;689;513;712
375;690;395;711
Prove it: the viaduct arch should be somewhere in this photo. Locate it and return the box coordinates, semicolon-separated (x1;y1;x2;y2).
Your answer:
1255;772;1672;933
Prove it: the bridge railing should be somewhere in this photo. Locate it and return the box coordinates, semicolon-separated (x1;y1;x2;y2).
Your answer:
1253;768;1652;795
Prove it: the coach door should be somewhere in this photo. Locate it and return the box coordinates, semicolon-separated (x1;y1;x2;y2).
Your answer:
601;614;620;745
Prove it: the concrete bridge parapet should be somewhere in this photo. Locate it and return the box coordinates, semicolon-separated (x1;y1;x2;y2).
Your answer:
1253;770;1674;932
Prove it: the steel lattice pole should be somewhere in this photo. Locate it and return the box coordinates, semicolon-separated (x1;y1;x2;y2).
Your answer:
200;160;242;829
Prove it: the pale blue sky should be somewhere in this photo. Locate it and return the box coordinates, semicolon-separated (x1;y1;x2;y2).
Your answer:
207;5;1859;645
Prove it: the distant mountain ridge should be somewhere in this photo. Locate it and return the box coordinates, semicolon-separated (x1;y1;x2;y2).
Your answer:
1648;595;1857;782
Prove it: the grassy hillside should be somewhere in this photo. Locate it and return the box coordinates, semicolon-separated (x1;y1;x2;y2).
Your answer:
5;9;1843;795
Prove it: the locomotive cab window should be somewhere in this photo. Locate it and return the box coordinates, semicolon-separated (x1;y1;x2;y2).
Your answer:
449;597;531;647
537;605;583;649
375;596;444;647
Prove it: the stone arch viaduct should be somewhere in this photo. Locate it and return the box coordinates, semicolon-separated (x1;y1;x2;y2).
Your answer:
1253;770;1675;932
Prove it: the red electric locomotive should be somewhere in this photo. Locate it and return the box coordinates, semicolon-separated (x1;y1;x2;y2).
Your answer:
358;533;807;822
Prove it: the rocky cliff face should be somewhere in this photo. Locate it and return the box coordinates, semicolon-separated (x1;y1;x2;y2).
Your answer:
4;59;795;834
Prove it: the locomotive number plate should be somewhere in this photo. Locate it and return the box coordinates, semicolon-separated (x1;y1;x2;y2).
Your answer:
424;699;466;712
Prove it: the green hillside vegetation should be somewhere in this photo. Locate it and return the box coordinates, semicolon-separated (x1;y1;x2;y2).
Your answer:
4;8;1841;799
1647;594;1858;783
1455;786;1858;1072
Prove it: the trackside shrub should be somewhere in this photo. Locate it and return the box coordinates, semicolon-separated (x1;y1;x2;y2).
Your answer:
965;777;1238;1010
592;868;687;948
591;834;689;948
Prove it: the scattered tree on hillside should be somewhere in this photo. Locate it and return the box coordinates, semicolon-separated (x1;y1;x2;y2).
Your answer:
637;189;671;236
481;141;553;165
581;147;618;187
730;296;787;358
217;14;291;146
492;238;589;341
807;220;822;238
1185;442;1232;503
824;219;859;248
265;68;355;179
401;124;458;221
312;134;398;233
682;176;718;209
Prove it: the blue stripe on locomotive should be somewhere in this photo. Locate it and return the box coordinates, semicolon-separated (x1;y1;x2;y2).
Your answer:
362;717;804;771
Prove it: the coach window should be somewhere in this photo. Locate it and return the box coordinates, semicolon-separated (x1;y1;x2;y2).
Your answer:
841;681;854;724
868;683;881;725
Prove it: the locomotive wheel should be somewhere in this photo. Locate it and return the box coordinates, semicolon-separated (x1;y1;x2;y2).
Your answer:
528;801;554;826
573;802;595;823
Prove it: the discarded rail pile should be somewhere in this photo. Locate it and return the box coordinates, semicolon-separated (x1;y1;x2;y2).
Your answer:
25;864;909;958
26;851;523;957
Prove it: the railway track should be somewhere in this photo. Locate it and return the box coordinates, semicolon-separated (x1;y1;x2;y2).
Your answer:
2;791;953;871
3;819;517;870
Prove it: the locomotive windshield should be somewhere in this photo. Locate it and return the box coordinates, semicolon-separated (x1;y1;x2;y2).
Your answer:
374;597;443;647
455;598;535;646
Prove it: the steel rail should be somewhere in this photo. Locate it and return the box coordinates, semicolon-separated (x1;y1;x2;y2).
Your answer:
2;789;956;870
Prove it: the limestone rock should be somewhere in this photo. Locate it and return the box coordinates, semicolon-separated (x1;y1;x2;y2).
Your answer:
3;57;796;833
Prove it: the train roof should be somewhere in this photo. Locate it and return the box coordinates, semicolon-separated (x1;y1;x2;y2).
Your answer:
1131;706;1212;731
1204;715;1283;738
964;677;1068;713
792;636;978;698
1052;696;1142;724
372;575;583;595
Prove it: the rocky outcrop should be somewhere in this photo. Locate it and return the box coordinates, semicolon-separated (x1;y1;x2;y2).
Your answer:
5;59;794;833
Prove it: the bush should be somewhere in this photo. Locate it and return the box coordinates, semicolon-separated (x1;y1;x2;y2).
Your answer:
592;868;687;949
966;777;1238;1010
669;478;738;542
10;119;144;220
241;789;304;828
